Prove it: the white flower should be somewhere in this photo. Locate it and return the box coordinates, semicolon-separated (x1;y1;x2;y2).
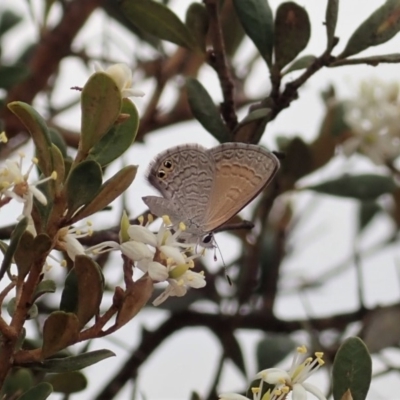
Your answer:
220;346;326;400
56;222;93;262
343;79;400;165
87;214;206;306
256;346;326;400
94;62;145;98
0;155;56;219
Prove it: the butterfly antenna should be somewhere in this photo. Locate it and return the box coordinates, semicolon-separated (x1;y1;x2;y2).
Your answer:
213;236;232;286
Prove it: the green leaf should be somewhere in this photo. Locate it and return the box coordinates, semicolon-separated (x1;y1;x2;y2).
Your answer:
358;201;381;232
256;334;296;370
326;0;339;49
233;0;273;64
60;268;79;313
42;312;80;358
74;255;104;328
14;231;35;279
0;64;30;89
305;174;396;201
27;349;115;373
116;275;153;328
65;160;103;218
15;233;53;271
88;98;139;166
340;0;400;58
7;102;53;176
48;128;68;158
7;298;37;319
120;0;198;50
281;136;313;181
186;78;230;143
80;72;122;153
185;3;209;51
233;108;272;143
0;9;23;36
16;383;53;400
49;143;65;193
332;337;372;400
44;371;87;394
0;217;28;281
1;368;33;397
274;2;311;70
33;280;57;302
60;256;104;328
283;55;316;74
71;165;137;223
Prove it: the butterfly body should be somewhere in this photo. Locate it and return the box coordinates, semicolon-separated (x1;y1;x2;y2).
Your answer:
142;143;279;244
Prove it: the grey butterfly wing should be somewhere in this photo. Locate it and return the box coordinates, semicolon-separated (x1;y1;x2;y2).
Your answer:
202;143;280;232
143;144;216;233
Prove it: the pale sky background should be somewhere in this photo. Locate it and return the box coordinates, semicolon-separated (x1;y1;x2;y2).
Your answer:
2;1;400;399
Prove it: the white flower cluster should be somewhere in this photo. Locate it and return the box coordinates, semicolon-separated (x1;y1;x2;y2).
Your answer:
88;215;206;306
343;79;400;165
220;346;326;400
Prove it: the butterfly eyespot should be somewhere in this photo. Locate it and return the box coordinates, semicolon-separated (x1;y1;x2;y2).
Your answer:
157;170;166;179
163;160;173;169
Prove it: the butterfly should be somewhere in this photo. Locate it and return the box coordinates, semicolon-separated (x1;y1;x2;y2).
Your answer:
142;143;280;246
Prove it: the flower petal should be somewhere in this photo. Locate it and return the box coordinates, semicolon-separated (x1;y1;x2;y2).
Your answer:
160;245;185;264
302;383;327;400
128;225;157;246
120;241;154;261
147;261;168;281
292;384;307;400
218;394;250;400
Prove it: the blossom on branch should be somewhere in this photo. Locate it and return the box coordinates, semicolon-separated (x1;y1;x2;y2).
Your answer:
219;346;326;400
87;214;206;306
93;62;145;98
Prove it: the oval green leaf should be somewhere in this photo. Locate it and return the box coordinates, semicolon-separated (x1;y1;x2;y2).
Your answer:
88;98;139;166
65;160;103;218
74;255;104;328
16;383;53;400
120;0;198;50
0;217;28;281
332;337;372;400
326;0;339;49
283;54;316;74
116;275;153;328
25;349;115;373
185;3;209;51
340;0;400;58
233;0;273;64
305;174;396;201
33;280;56;302
256;334;296;370
7;102;53;176
42;312;80;358
233;108;272;143
80;72;122;153
274;2;311;70
44;371;87;394
186;78;230;143
71;165;137;223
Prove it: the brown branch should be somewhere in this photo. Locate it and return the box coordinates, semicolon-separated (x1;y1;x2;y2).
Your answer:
94;307;366;400
204;0;238;132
